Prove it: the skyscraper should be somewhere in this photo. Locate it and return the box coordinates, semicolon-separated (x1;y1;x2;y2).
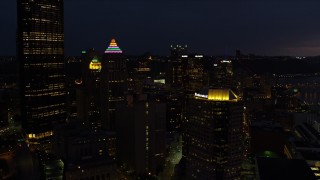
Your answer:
184;54;207;93
77;49;103;129
166;45;188;88
17;0;66;147
184;88;244;179
211;59;234;88
102;39;127;130
116;94;166;176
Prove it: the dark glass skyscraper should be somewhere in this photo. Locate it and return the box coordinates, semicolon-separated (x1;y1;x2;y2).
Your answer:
17;0;66;146
102;39;127;130
184;88;244;179
166;45;188;88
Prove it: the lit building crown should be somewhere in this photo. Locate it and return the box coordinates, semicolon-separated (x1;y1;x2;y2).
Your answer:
195;88;238;101
89;58;102;71
105;39;123;54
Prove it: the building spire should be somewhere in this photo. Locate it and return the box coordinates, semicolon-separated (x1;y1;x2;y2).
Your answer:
105;38;123;54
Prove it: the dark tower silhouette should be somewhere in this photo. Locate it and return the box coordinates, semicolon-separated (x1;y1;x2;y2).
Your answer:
211;59;234;88
167;45;188;88
101;39;127;130
78;49;103;129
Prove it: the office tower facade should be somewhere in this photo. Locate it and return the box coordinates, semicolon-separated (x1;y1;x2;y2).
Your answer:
102;39;127;130
184;88;244;179
116;94;166;176
130;56;152;93
166;45;188;87
0;56;17;89
65;56;82;121
0;92;9;128
77;49;103;129
184;54;207;93
53;122;117;180
211;59;234;88
166;93;183;133
0;57;19;127
17;0;66;145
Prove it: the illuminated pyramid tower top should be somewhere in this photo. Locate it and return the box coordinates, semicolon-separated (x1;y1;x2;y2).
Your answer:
105;39;123;54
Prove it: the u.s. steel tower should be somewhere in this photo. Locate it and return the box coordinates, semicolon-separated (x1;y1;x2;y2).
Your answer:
17;0;66;148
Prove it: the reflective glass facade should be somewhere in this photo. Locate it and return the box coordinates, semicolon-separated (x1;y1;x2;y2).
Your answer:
17;0;66;140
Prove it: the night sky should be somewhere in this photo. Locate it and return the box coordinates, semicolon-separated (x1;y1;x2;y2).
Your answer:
1;0;320;56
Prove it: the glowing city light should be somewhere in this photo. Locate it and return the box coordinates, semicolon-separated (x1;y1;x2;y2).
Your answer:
89;58;102;71
194;89;238;101
105;39;123;54
75;79;83;85
221;60;232;63
195;55;203;58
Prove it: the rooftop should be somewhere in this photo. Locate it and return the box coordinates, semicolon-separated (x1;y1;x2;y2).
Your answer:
194;88;238;101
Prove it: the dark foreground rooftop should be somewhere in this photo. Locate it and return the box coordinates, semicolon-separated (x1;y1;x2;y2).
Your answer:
256;157;316;180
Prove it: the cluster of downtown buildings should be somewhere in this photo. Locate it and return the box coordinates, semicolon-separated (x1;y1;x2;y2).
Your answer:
1;0;320;180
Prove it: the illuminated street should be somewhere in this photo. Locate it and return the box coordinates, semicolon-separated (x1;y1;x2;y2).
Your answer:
158;134;182;180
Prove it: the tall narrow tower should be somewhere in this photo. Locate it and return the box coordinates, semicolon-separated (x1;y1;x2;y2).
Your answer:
78;48;103;129
102;39;127;130
17;0;66;147
211;59;234;88
167;45;188;87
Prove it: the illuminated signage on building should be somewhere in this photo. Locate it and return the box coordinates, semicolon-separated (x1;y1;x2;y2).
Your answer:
221;60;231;63
105;39;123;54
195;93;208;99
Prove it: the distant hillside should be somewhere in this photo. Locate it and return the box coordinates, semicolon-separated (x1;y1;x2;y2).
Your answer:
236;56;320;75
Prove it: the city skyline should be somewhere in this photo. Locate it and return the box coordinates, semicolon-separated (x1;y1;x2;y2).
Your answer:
2;1;320;179
1;0;320;56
